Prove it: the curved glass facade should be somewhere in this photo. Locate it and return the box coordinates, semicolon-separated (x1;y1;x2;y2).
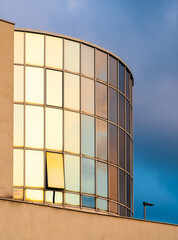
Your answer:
13;29;134;217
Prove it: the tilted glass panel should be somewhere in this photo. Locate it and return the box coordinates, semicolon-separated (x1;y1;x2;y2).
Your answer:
97;198;107;211
82;114;94;157
96;119;107;161
109;166;117;201
82;157;95;194
25;66;44;104
110;202;118;214
81;77;94;114
25;189;43;202
65;155;80;192
109;56;117;88
13;188;23;200
81;44;94;78
109;123;118;165
25;33;44;66
109;88;117;124
96;82;107;119
64;40;80;73
119;62;125;94
14;65;24;102
46;108;63;151
13;104;24;147
13;149;24;187
126;70;129;99
65;193;80;206
64;73;79;110
126;100;130;133
46;152;64;189
64;111;80;154
95;49;107;82
46;69;62;107
127;174;131;208
119;129;125;169
25;105;44;148
97;162;108;197
119;93;125;129
82;196;95;208
25;150;44;188
14;31;24;64
46;36;63;69
126;134;130;173
119;169;125;204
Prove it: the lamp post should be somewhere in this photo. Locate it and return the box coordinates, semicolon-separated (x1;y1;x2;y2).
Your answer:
143;202;154;220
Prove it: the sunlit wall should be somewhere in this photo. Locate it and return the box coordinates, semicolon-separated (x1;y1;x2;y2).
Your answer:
13;29;134;217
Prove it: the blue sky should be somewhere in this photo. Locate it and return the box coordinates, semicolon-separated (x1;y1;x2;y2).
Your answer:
1;0;178;224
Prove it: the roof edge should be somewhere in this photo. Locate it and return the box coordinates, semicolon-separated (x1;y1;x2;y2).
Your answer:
0;18;15;25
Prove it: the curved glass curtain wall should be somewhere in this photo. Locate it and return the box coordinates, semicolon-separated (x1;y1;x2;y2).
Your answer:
13;30;134;217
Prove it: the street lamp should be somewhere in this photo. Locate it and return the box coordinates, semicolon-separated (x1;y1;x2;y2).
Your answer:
143;202;154;220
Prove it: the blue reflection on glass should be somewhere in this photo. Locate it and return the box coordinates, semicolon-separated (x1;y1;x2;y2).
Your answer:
82;195;95;208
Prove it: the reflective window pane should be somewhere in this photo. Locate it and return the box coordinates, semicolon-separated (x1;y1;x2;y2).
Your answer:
119;62;125;93
119;129;125;169
96;82;107;119
96;119;107;161
82;114;94;157
109;166;117;201
46;152;64;189
25;105;44;148
13;149;24;187
46;191;63;204
25;33;44;66
96;50;107;82
64;111;80;154
81;44;94;78
126;100;130;133
64;73;79;110
25;66;44;104
130;106;133;137
81;77;94;114
82;157;95;194
109;56;117;88
127;174;131;208
120;205;125;216
119;93;125;129
14;65;24;102
110;202;117;214
109;123;118;165
97;198;107;211
119;169;125;204
130;77;133;104
46;69;62;107
25;189;43;202
14;31;24;64
109;88;117;124
64;40;80;73
46;36;63;69
130;140;133;175
55;192;63;203
13;188;23;200
82;196;95;208
65;155;80;192
13;104;24;147
126;70;129;99
65;193;80;206
97;162;108;197
126;134;130;173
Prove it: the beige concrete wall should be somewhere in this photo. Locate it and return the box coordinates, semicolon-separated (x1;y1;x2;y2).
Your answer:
0;199;177;240
0;20;14;197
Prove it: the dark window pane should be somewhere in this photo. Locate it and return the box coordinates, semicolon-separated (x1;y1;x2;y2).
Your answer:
96;82;107;119
127;174;131;208
126;70;129;99
126;100;130;133
131;179;133;210
119;62;125;93
95;50;107;82
82;157;95;194
109;166;117;201
119;93;125;129
126;134;130;173
119;169;125;204
130;77;133;104
119;129;125;169
109;124;118;165
109;202;117;214
109;56;117;88
82;195;95;208
96;119;107;161
109;88;117;124
130;140;133;176
130;106;133;137
127;209;131;217
120;205;125;216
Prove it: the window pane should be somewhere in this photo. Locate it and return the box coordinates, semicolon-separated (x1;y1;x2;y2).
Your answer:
13;149;24;187
130;77;133;104
65;155;80;192
64;73;79;110
110;202;117;214
64;40;80;73
120;205;125;216
109;88;117;124
130;106;133;137
13;188;23;200
25;67;44;104
46;69;62;107
130;140;133;175
81;44;94;78
97;198;107;211
109;166;117;201
127;174;131;208
109;124;118;165
25;189;43;202
25;150;44;188
96;119;107;161
119;129;125;169
25;105;44;148
119;62;125;93
126;70;129;99
119;169;125;204
97;162;108;197
14;31;24;64
81;77;94;114
65;193;80;206
46;108;63;151
109;56;117;88
126;134;130;173
96;82;107;119
64;111;80;154
119;93;125;129
96;50;107;82
46;191;63;204
46;36;63;69
126;100;130;133
13;104;24;147
25;33;44;66
82;157;95;194
46;152;64;189
82;196;95;208
82;114;94;157
14;65;24;102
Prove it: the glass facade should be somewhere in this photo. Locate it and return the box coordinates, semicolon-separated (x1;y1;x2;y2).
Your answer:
13;30;134;217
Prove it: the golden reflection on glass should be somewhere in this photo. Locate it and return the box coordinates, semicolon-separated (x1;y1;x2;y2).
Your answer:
13;188;23;200
46;152;64;189
46;70;62;107
25;150;44;188
97;198;107;211
65;193;80;206
81;44;94;78
46;36;63;69
25;66;44;104
65;155;80;192
13;149;24;187
25;189;43;202
46;108;63;151
14;31;24;64
25;105;44;148
96;50;107;82
14;65;24;102
81;77;94;114
96;82;107;119
13;104;24;147
25;33;44;66
96;119;107;161
64;111;80;154
64;40;80;73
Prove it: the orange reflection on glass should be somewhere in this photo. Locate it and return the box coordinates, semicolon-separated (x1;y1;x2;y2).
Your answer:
25;189;43;202
13;188;23;200
14;65;24;102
